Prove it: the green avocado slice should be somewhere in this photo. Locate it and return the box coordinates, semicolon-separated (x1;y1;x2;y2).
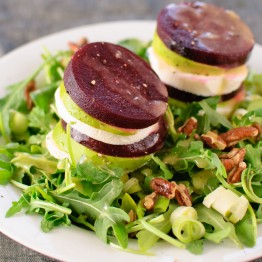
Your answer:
59;83;137;136
152;32;225;76
52;121;151;171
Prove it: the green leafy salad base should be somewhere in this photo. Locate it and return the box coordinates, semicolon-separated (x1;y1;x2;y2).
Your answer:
0;38;262;255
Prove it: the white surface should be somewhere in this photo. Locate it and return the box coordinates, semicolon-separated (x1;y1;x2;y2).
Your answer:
0;21;262;262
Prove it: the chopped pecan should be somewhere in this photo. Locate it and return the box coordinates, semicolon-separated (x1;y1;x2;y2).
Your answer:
68;37;88;53
143;192;158;211
175;183;192;207
150;178;192;207
201;131;227;150
150;177;176;199
219;147;247;183
220;126;259;147
178;117;198;136
194;133;200;140
252;123;262;140
24;80;36;110
128;209;137;222
227;161;247;184
220;148;246;172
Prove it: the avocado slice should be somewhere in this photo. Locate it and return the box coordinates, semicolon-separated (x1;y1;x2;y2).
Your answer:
152;32;225;76
59;83;137;136
52;121;151;171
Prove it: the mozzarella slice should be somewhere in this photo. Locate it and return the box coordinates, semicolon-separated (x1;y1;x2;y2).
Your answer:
55;88;159;145
46;131;69;160
148;47;248;97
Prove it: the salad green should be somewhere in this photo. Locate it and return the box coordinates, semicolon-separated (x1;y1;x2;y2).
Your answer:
0;37;262;255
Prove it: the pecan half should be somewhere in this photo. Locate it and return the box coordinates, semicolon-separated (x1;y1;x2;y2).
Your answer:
68;37;88;53
201;131;227;150
143;192;158;211
178;117;198;136
24;80;36;110
227;161;247;184
220;126;259;147
150;177;176;199
220;148;246;172
175;183;192;207
128;209;137;222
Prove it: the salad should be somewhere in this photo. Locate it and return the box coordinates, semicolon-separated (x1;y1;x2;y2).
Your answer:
0;22;262;258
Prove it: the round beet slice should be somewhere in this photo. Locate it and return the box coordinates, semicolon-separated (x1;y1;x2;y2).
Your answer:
157;2;254;67
167;84;244;103
61;118;167;158
64;42;168;129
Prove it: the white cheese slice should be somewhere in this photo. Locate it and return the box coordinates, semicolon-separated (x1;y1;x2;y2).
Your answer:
55;88;159;145
46;131;69;160
148;47;248;97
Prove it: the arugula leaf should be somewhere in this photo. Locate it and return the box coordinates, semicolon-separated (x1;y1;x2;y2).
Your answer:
163;140;216;173
52;179;130;247
0;51;70;142
241;142;262;202
233;108;262;127
175;97;232;134
41;209;71;232
28;107;56;134
186;239;204;255
6;186;71;233
198;100;232;131
235;205;257;247
30;84;57;112
151;155;173;179
5;194;30;217
76;158;124;184
245;143;262;172
195;204;241;247
95;207;129;248
41;48;67;84
0;159;12;184
11;152;57;178
118;38;150;61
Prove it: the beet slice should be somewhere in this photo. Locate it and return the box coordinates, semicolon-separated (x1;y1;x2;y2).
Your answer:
64;42;168;129
157;2;254;67
62;118;167;157
167;84;244;103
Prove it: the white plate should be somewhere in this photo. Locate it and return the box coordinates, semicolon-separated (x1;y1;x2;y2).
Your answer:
0;21;262;262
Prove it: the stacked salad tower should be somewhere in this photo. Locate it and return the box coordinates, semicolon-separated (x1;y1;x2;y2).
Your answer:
46;42;168;170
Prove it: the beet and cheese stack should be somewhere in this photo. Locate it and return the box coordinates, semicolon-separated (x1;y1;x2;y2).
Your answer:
148;1;255;115
46;42;168;170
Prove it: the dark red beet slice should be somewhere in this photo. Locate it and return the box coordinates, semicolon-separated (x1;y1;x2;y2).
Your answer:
64;42;168;129
62;118;167;157
157;2;254;67
167;84;244;103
